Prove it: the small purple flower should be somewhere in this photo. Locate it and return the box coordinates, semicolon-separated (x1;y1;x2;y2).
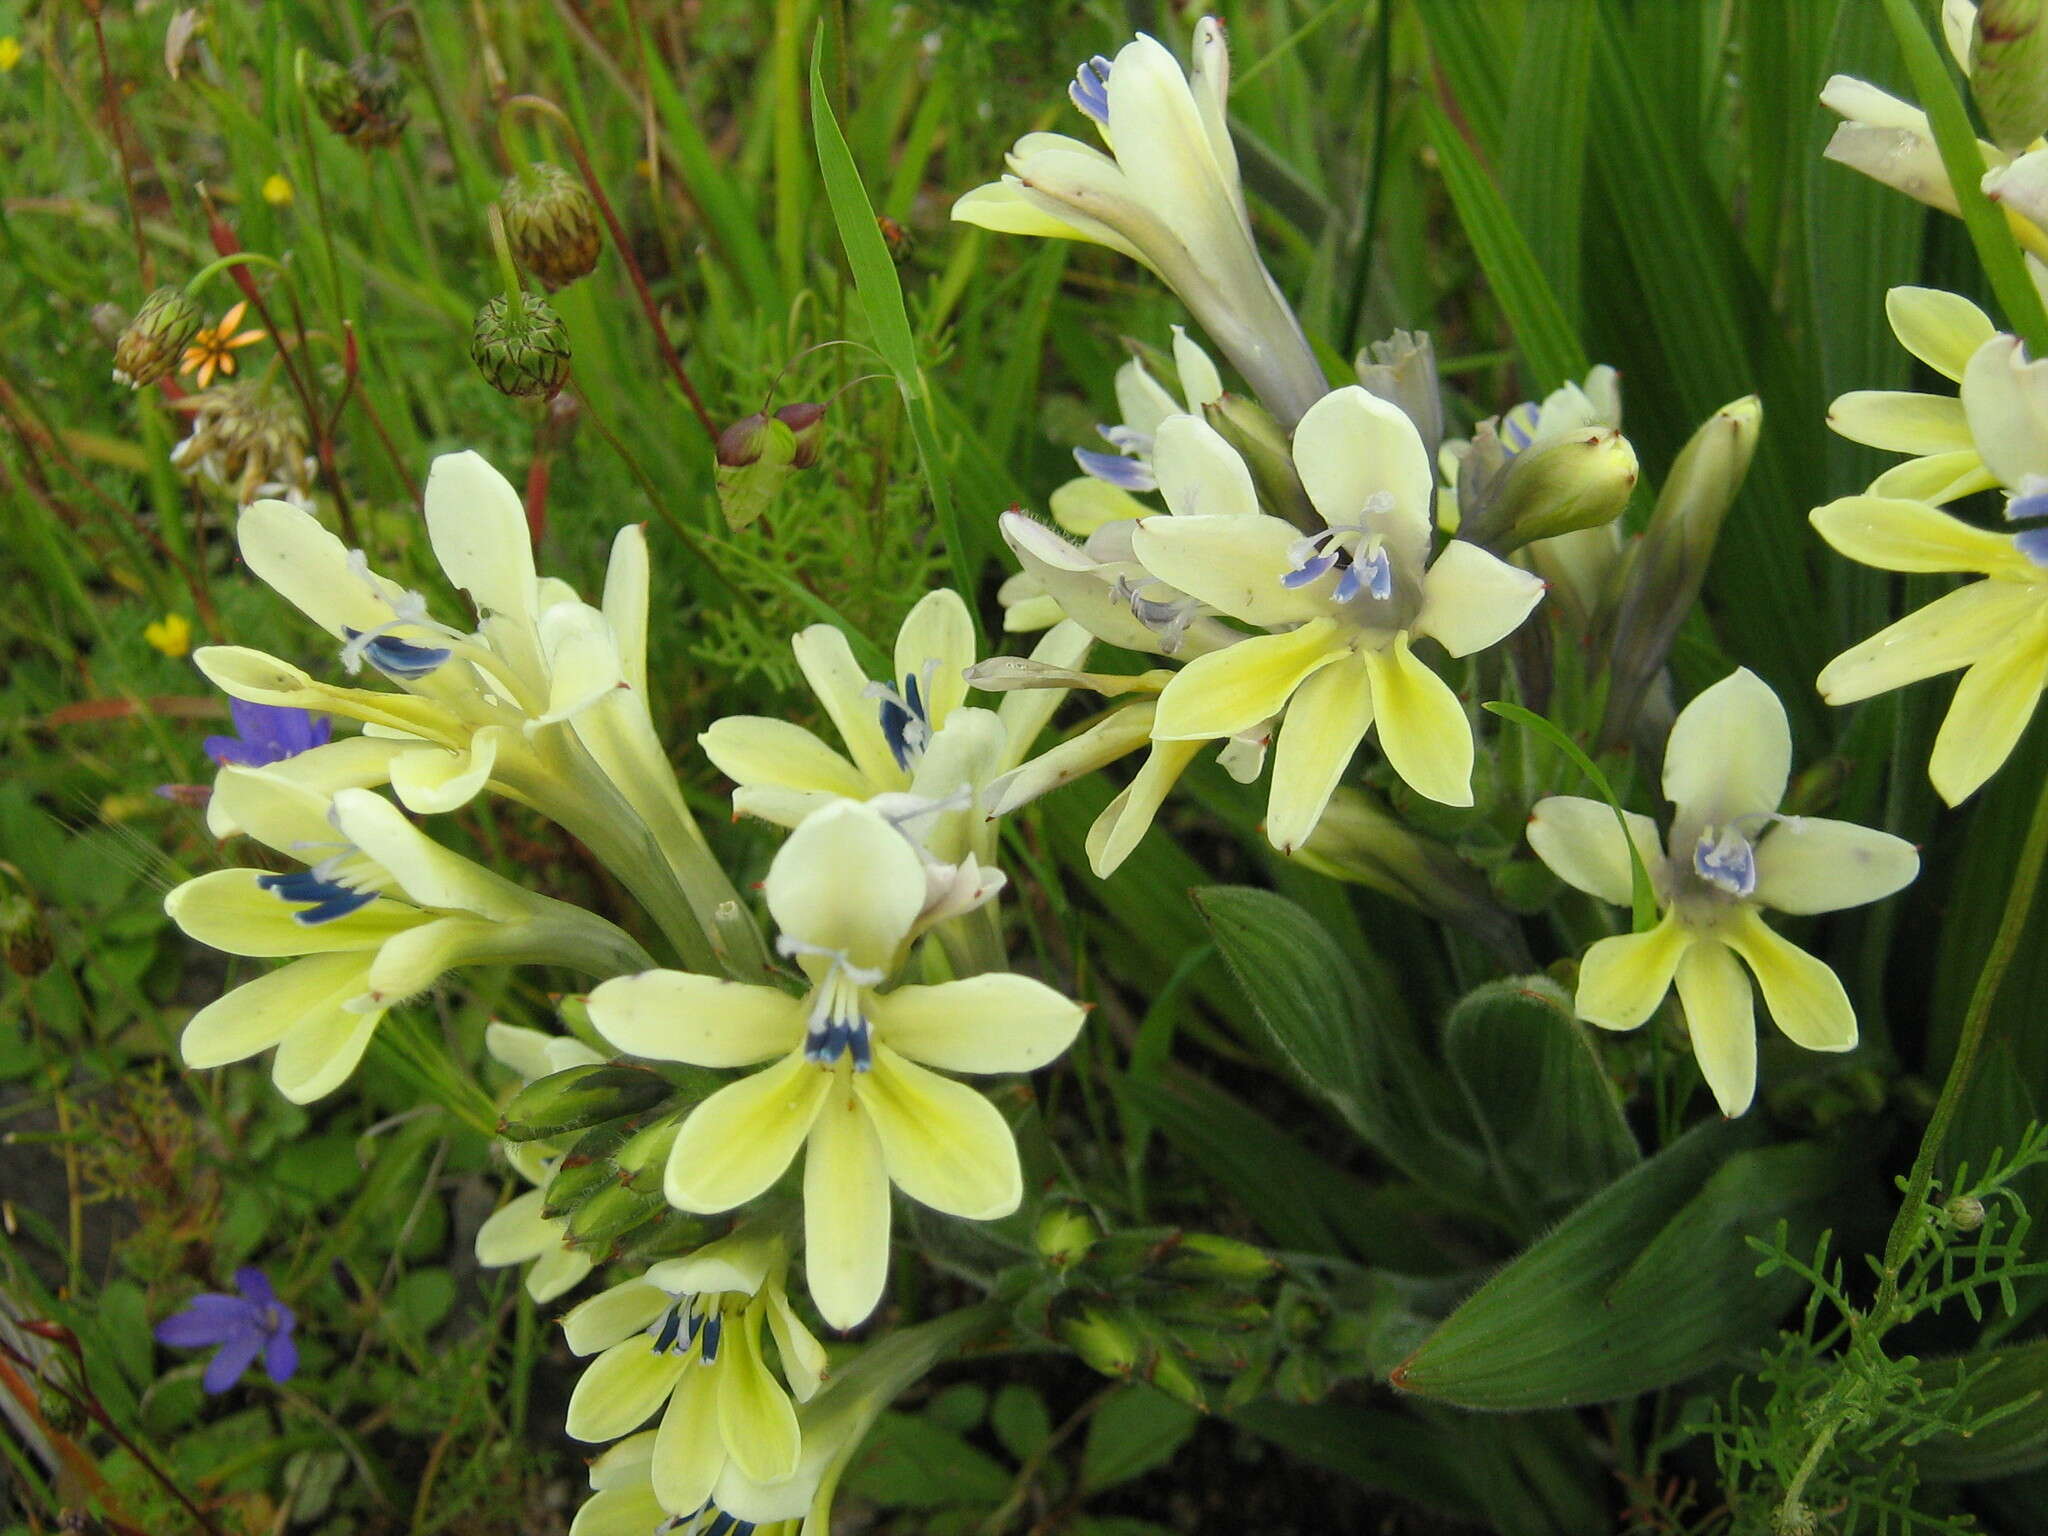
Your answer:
154;1267;298;1394
202;699;330;769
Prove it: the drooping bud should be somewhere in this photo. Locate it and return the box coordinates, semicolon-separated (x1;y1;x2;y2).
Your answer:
470;292;571;400
1462;427;1638;553
497;1063;673;1142
773;401;827;468
1034;1203;1101;1268
716;412;774;467
306;54;409;147
714;412;799;531
1972;0;2048;152
1354;328;1444;462
499;162;604;290
1600;395;1763;745
111;287;204;389
1202;393;1315;528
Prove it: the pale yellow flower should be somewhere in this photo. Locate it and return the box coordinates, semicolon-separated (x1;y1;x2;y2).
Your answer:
1826;287;2002;505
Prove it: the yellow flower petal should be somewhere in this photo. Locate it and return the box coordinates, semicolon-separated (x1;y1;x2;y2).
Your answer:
589;971;806;1067
1266;652;1373;853
1720;909;1858;1053
1928;617;2048;804
474;1189;556;1267
166;869;419;957
1962;333;2048;488
854;1046;1021;1220
664;1051;831;1213
1086;736;1203;876
1359;633;1472;807
763;801;929;969
524;1243;594;1304
1662;668;1789;829
792;624;901;788
1576;914;1692;1030
1131;513;1331;627
1810;494;2034;577
1049;476;1148;535
652;1361;725;1512
868;975;1085;1075
700;717;869;800
561;1279;671;1356
893;589;976;728
1152;414;1259;518
1826;390;1974;455
803;1072;892;1330
270;996;386;1104
1150;620;1343;740
1413;539;1546;658
1673;940;1757;1118
566;1337;685;1443
1817;578;2040;704
1526;795;1665;909
179;952;368;1070
1867;451;2001;506
425;451;540;650
718;1309;801;1485
387;724;500;815
1751;818;1920;915
1885;286;1995;381
1290;387;1433;563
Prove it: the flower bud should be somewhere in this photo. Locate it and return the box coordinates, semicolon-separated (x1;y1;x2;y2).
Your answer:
0;893;53;978
540;1121;634;1219
716;411;774;468
615;1113;684;1194
306;53;409;147
1158;1233;1278;1284
714;412;800;530
1202;393;1315;527
497;1063;672;1142
36;1377;85;1437
1972;0;2048;151
470;292;571;400
1354;328;1444;462
1943;1193;1987;1232
773;401;827;469
1034;1203;1100;1268
1141;1340;1210;1412
1059;1306;1140;1378
1601;395;1762;743
500;162;604;290
564;1180;667;1248
1465;426;1638;553
111;287;204;389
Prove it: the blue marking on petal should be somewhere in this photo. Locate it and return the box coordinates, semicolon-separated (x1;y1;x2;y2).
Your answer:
700;1312;723;1365
341;627;452;679
1692;827;1758;899
1501;402;1541;456
256;870;376;925
2016;525;2048;568
1280;548;1339;589
879;697;917;771
652;1304;684;1355
1073;447;1157;492
1069;55;1112;126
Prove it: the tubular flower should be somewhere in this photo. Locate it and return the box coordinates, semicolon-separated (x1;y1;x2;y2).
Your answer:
1813;494;2048;804
560;1230;826;1516
192;452;753;974
165;769;651;1103
951;18;1327;427
473;1022;605;1303
698;590;1086;868
586;802;1085;1329
1527;669;1919;1117
1826;287;2005;505
1133;386;1545;850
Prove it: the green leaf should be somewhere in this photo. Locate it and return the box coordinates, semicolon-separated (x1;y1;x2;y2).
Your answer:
1442;975;1639;1220
1079;1384;1199;1495
1229;1400;1484;1519
1191;885;1453;1184
1916;1337;2048;1481
1392;1123;1861;1409
389;1268;456;1337
990;1383;1052;1462
843;1409;1012;1509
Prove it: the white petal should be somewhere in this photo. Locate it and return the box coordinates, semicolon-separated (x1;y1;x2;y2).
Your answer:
1811;494;2034;577
1752;818;1920;914
1291;387;1433;564
237;499;405;640
1527;796;1664;909
1114;358;1180;439
763;801;927;969
425;451;540;639
1414;540;1546;657
1171;324;1225;409
644;1228;779;1298
474;1189;557;1267
603;524;651;694
589;971;805;1067
1962;332;2048;488
208;765;345;861
205;736;404;839
1662;668;1789;829
1152;414;1258;518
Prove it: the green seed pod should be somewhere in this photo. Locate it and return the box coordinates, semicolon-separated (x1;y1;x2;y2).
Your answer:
773;402;827;469
471;292;571;400
307;53;409;147
1973;0;2048;152
111;287;204;389
500;162;604;290
564;1179;668;1249
497;1064;672;1142
1202;393;1316;527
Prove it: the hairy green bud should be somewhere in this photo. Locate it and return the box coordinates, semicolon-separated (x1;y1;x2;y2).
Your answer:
497;1064;672;1142
1943;1193;1987;1232
616;1114;685;1194
1157;1232;1280;1284
471;292;571;400
111;287;204;389
539;1121;634;1219
564;1180;667;1248
500;162;604;290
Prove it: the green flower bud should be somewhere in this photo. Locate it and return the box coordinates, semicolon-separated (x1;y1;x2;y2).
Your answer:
1141;1341;1210;1412
607;1208;716;1267
1943;1193;1987;1232
37;1377;86;1437
1202;393;1315;527
1059;1306;1140;1378
615;1113;684;1194
306;54;409;147
111;287;204;389
1601;395;1762;743
564;1180;667;1248
539;1121;634;1219
500;162;604;290
716;411;774;468
0;893;53;978
1465;426;1638;553
1354;328;1443;462
1034;1203;1100;1268
1973;0;2048;151
773;402;827;469
497;1063;673;1142
471;292;571;400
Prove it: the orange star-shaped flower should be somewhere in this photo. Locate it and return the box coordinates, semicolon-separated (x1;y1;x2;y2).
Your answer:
178;301;266;388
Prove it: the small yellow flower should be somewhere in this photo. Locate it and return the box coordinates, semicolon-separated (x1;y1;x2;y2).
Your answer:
178;300;266;389
0;37;23;72
261;174;294;207
144;612;193;657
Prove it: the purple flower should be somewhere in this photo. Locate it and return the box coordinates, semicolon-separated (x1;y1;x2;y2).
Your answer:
202;700;330;769
153;1267;298;1394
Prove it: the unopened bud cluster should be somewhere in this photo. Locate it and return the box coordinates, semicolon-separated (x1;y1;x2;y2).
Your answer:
499;163;604;290
471;292;571;400
111;287;204;389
